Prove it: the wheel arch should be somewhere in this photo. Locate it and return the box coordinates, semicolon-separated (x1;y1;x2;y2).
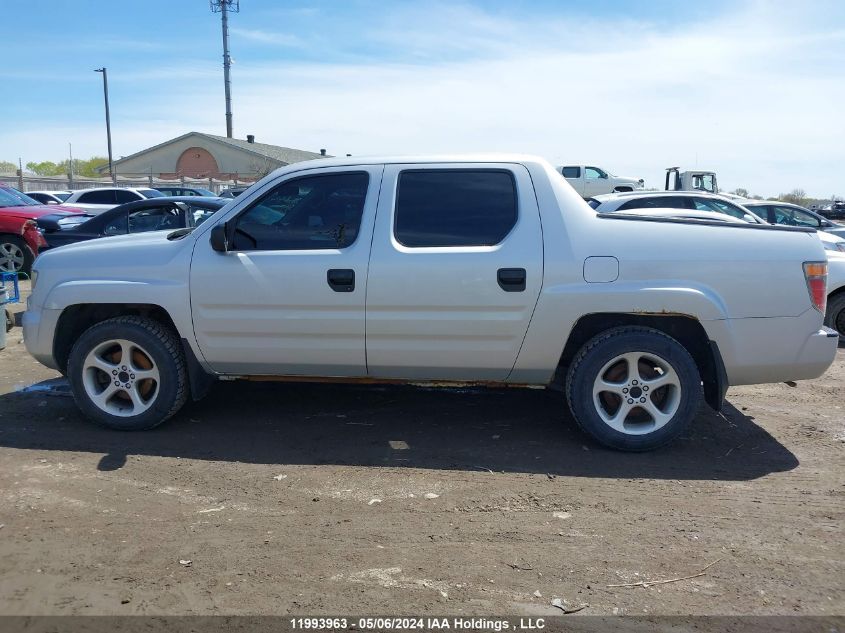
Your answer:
554;312;727;410
54;303;180;374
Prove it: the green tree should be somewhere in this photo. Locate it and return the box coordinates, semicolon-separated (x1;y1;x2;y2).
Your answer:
0;160;17;174
25;160;63;176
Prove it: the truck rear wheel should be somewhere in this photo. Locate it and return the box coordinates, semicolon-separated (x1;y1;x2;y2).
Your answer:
67;316;188;430
565;326;701;451
824;293;845;339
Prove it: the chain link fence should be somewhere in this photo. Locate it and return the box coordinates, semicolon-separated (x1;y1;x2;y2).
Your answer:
0;173;250;195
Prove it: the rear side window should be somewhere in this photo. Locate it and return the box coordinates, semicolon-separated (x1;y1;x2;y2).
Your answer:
618;196;690;210
394;170;517;247
78;190;116;204
561;166;580;178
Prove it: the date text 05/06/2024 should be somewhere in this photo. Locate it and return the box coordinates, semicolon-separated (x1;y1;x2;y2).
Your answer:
289;617;547;630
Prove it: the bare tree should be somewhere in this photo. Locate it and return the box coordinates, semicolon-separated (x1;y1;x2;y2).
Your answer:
779;189;807;206
248;156;277;179
731;188;749;198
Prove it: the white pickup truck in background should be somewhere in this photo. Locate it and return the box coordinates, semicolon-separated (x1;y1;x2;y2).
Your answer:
557;165;645;197
23;155;839;451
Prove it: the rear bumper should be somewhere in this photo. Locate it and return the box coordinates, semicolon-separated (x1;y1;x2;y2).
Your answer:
706;311;839;385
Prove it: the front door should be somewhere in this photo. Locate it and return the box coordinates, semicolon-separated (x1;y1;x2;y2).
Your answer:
190;165;383;375
365;163;543;381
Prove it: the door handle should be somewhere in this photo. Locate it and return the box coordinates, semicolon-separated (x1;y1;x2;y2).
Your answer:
327;269;355;292
497;268;526;292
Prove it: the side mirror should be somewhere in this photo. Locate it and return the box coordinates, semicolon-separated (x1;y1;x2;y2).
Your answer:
601;173;608;179
210;223;229;252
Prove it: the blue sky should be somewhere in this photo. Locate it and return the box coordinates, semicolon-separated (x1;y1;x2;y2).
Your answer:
2;0;843;196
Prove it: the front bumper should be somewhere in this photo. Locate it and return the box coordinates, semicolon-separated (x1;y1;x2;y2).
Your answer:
22;305;61;371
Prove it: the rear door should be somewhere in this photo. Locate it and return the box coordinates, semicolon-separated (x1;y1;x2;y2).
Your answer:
366;163;543;381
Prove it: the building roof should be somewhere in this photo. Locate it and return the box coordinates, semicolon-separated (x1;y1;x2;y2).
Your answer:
99;131;329;173
202;133;328;164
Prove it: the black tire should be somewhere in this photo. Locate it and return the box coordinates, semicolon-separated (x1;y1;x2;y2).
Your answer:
824;293;845;339
0;235;34;275
565;326;702;451
67;316;188;430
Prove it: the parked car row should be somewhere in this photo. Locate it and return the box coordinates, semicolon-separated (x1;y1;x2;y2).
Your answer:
0;184;231;273
588;189;845;336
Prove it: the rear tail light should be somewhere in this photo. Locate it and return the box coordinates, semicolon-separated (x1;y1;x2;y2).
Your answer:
803;261;827;313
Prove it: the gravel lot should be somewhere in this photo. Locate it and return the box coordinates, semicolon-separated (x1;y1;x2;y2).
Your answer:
0;285;842;618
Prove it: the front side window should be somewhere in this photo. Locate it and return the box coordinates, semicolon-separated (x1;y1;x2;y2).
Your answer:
773;206;820;228
127;206;181;233
231;172;369;251
692;198;750;220
102;213;128;235
561;166;580;178
394;170;517;247
585;167;604;179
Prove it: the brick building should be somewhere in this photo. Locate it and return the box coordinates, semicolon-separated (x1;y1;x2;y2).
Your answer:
98;131;328;182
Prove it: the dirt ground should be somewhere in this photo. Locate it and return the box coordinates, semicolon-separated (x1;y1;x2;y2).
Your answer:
0;284;842;619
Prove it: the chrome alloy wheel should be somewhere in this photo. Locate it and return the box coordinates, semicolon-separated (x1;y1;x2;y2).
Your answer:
591;351;682;435
0;241;25;272
81;339;160;417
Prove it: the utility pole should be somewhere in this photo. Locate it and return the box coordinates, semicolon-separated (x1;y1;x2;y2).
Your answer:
94;67;115;184
210;1;239;138
68;142;74;188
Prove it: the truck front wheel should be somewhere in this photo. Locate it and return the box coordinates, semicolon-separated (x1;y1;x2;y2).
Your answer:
67;316;188;430
565;326;701;451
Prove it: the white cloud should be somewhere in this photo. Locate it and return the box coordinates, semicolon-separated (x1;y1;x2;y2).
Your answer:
230;27;304;47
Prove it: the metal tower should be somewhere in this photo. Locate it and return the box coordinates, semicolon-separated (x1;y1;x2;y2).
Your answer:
210;0;239;138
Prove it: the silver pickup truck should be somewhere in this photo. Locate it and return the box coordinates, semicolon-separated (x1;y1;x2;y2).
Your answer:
23;155;839;451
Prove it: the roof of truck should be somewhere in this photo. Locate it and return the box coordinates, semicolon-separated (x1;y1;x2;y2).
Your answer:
275;154;550;171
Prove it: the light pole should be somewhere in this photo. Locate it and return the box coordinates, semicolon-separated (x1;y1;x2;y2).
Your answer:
94;67;115;184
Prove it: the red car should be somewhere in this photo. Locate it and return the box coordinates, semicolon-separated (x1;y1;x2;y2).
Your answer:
0;186;86;274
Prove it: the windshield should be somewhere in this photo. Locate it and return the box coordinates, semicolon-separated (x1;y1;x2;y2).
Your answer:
0;187;40;207
193;188;216;197
139;188;165;198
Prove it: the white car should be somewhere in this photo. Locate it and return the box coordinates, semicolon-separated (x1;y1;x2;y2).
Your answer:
557;165;644;197
23;155;838;451
590;191;845;253
24;190;72;205
62;187;164;213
